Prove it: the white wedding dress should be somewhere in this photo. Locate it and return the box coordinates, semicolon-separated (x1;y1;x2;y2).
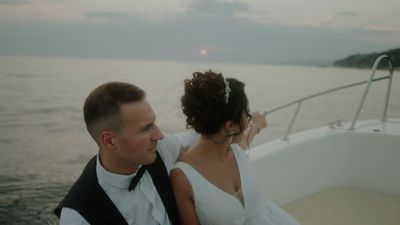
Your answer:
173;144;300;225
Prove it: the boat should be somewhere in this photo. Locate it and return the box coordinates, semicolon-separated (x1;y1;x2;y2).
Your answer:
250;55;400;225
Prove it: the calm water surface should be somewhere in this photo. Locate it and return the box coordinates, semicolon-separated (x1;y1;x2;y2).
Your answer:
0;56;399;224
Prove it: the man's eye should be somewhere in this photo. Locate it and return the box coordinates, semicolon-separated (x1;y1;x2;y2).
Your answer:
142;124;153;132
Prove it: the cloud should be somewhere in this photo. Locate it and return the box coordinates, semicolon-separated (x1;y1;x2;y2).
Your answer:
310;11;359;28
188;0;250;16
336;11;358;17
0;0;31;5
2;14;394;64
364;26;400;33
0;1;398;64
85;12;141;22
84;0;252;23
312;16;335;27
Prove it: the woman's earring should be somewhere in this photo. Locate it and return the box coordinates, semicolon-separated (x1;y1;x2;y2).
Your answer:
227;131;234;144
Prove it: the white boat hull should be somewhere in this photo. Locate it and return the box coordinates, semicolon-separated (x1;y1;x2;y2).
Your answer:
249;56;399;224
250;119;400;206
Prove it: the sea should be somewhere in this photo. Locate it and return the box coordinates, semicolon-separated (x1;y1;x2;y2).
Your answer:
0;56;399;225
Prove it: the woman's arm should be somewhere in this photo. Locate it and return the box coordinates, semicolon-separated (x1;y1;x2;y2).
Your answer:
238;112;267;150
170;168;201;225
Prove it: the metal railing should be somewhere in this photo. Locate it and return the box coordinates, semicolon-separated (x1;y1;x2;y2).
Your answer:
263;55;394;140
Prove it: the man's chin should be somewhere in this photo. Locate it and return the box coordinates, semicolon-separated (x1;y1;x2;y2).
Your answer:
145;151;157;165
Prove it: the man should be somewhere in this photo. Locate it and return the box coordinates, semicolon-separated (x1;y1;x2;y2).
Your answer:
54;82;195;225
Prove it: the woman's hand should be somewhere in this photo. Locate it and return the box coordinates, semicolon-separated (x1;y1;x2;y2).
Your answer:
251;112;267;132
239;111;267;150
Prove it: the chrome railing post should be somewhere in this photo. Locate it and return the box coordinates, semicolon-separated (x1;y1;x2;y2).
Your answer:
283;99;303;140
349;55;392;130
382;62;394;121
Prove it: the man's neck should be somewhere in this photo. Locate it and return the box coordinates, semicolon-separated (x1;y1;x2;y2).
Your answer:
98;149;139;175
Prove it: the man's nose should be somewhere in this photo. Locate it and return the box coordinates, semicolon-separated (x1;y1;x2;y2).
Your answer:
153;125;164;140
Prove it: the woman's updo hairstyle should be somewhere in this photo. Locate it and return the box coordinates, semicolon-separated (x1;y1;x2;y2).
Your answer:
181;70;249;136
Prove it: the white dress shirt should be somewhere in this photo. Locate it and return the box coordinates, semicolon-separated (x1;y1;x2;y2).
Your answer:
59;131;197;225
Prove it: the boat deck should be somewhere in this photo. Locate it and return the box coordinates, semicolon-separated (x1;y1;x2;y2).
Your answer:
250;119;400;225
283;187;400;225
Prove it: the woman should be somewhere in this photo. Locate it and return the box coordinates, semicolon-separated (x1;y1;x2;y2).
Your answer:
171;70;300;225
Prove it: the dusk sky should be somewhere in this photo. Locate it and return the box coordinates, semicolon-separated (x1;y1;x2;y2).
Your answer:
0;0;399;64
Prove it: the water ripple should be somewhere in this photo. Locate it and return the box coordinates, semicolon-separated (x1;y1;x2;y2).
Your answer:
0;175;68;225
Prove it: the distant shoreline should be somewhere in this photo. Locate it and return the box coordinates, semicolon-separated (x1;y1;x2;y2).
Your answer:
333;48;399;69
0;53;398;71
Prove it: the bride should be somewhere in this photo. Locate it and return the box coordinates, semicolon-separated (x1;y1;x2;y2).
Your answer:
171;70;300;225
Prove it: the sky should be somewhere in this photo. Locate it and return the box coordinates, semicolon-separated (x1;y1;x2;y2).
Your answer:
0;0;399;64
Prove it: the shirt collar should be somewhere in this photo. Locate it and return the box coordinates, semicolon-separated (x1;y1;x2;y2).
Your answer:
96;154;141;189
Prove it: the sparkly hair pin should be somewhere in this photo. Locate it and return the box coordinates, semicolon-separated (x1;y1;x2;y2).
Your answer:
223;78;231;104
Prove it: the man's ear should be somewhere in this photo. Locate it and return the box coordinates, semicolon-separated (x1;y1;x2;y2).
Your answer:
100;130;115;148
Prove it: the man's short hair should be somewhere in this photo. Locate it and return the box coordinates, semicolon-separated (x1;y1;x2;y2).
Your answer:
83;82;146;143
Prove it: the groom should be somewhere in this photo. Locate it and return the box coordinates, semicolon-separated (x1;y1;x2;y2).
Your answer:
54;81;195;225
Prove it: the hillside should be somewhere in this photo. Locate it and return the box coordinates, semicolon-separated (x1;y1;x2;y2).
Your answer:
333;48;400;69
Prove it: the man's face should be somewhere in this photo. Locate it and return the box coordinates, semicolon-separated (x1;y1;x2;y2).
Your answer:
112;100;164;171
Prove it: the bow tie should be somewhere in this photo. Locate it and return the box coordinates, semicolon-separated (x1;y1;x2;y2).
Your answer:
128;165;148;191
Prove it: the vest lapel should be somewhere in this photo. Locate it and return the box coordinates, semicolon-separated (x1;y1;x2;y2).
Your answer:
148;151;181;225
54;156;129;225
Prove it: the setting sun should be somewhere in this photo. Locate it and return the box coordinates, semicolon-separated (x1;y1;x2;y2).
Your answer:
200;49;208;56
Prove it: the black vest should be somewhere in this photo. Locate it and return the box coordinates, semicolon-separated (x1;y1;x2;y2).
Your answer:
54;152;180;225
